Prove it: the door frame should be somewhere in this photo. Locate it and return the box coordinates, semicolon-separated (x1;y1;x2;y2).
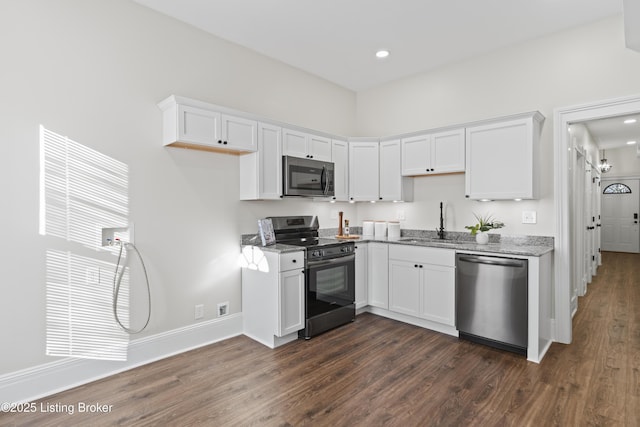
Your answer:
554;94;640;344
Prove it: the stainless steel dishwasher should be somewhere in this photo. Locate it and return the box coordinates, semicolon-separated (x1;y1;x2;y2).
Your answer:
456;253;528;355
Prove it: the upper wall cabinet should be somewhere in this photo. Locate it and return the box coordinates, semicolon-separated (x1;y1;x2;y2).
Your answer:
240;123;283;200
401;128;465;176
282;128;332;162
158;95;257;154
465;111;544;200
331;139;349;202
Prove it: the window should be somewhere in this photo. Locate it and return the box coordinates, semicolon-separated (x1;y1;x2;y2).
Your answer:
603;183;632;194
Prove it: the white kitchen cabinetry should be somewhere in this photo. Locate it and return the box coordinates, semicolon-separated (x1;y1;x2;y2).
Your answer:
379;140;413;202
349;141;380;202
465;111;544;200
282;128;332;162
242;249;304;348
388;245;455;327
349;140;412;202
158;95;257;153
331;139;349;202
354;243;368;310
367;242;389;309
401;128;465;176
239;123;282;200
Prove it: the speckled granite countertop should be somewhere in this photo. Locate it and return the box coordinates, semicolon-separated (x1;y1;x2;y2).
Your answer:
242;228;554;257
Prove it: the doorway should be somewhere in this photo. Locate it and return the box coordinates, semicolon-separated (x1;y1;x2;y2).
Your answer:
555;94;640;344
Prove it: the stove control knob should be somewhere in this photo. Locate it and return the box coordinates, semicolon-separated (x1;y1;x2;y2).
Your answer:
312;250;322;257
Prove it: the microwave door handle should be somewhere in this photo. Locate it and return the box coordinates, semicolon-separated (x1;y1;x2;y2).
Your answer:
321;166;328;195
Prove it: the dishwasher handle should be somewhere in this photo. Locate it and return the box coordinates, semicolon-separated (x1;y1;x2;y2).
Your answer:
458;255;525;268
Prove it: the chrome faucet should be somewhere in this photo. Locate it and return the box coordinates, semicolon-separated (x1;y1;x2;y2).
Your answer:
437;202;445;239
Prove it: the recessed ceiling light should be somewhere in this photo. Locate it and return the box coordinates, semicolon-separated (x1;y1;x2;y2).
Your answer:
624;119;637;124
627;140;637;145
375;50;390;59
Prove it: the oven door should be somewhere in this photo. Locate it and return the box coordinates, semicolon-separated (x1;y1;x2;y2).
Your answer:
306;254;355;318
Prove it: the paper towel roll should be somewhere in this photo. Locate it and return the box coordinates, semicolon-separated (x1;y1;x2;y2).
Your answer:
388;222;400;239
374;221;387;238
362;221;375;236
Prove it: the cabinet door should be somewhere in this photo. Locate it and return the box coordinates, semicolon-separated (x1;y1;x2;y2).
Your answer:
332;140;349;202
178;105;221;146
278;269;304;336
465;116;538;200
431;129;465;174
309;134;332;162
421;265;455;326
389;260;421;316
367;243;388;309
220;114;257;152
401;134;431;176
354;243;368;309
379;140;402;201
349;141;380;201
258;123;282;199
282;128;308;159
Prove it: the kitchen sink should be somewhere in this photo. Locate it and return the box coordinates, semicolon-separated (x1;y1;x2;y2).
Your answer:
398;237;459;245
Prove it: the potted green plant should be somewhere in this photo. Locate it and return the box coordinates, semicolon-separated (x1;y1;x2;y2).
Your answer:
465;213;505;244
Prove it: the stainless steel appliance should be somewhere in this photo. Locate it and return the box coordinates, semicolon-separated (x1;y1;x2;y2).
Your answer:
282;156;335;198
268;216;355;339
456;253;528;355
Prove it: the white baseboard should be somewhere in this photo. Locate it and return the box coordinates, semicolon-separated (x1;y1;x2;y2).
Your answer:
0;313;243;404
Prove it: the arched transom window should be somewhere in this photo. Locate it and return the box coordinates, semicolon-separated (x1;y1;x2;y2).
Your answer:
603;183;632;194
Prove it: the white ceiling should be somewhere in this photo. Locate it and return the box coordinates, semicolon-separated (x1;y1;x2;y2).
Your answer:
583;114;640;150
134;0;623;91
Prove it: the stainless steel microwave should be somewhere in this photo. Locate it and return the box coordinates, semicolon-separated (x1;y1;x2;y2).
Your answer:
283;155;335;197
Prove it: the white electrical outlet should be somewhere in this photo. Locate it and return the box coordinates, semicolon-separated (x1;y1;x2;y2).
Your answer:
217;302;229;317
194;304;204;320
396;210;406;221
522;211;537;224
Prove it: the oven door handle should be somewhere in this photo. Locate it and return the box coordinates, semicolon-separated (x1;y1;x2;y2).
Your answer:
307;254;355;269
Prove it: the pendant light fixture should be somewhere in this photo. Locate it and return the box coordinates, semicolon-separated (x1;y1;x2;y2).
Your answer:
598;150;612;173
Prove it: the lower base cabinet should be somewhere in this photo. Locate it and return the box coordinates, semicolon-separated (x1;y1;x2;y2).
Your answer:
355;243;368;309
388;245;455;327
242;249;304;348
367;243;389;309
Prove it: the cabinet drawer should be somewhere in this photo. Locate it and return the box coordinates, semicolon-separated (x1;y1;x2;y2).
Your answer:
279;251;304;272
389;245;455;267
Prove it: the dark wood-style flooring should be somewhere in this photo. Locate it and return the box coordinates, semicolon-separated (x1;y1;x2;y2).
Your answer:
2;252;639;426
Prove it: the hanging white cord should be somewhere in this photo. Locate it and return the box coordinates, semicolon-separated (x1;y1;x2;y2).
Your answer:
113;240;151;334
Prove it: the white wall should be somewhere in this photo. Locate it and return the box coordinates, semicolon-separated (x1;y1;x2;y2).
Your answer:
355;15;640;236
0;0;355;375
603;145;640;176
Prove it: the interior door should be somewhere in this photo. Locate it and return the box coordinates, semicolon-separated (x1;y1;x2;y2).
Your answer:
601;179;640;253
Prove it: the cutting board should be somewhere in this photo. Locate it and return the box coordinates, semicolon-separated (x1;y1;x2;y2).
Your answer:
335;235;360;240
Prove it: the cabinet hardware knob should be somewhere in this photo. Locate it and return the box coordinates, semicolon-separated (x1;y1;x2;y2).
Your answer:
379;197;383;200
292;259;297;263
310;155;313;158
419;265;423;268
218;140;222;144
414;264;418;268
224;141;228;145
431;168;435;172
